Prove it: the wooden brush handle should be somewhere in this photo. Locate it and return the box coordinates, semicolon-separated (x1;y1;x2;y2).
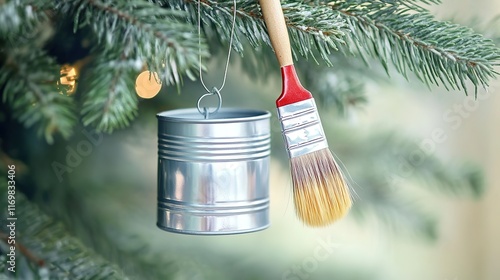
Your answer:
259;0;293;67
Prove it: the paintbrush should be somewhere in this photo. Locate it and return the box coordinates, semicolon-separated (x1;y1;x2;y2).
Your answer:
259;0;352;226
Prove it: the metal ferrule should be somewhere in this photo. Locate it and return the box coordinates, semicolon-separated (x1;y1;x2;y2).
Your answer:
277;99;329;158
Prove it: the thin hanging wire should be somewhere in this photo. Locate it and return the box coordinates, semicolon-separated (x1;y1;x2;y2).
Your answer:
197;0;237;93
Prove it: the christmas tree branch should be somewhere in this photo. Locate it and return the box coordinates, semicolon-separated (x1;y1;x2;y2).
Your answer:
0;231;45;267
57;0;207;85
352;182;438;239
0;48;76;143
341;131;485;197
297;57;369;114
167;0;346;62
0;0;53;39
0;187;128;279
337;130;484;238
172;0;499;94
2;0;499;139
462;16;500;46
79;50;138;132
331;0;500;93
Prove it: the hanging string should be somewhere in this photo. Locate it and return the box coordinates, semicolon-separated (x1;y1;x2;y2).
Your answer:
196;0;237;116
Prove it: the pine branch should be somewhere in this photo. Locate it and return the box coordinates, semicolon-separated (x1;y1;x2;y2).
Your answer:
340;131;484;197
79;51;138;132
404;155;484;198
459;16;500;46
0;0;53;40
57;0;207;85
167;0;346;63
2;0;499;139
351;178;438;239
298;58;367;114
0;48;76;143
327;129;484;238
0;187;128;279
173;0;499;94
331;0;500;93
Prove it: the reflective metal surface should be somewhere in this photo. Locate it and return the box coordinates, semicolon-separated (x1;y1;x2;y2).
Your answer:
277;99;329;158
157;108;271;235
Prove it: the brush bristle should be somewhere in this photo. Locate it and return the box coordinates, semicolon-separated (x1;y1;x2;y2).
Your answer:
291;148;352;227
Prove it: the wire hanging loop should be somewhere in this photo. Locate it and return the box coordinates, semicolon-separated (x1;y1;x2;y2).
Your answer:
196;0;237;118
197;87;223;119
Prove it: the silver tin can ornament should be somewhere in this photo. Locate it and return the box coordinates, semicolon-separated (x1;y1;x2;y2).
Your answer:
157;108;271;235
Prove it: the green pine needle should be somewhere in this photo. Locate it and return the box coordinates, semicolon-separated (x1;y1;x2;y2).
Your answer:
183;0;500;94
332;0;500;94
1;0;499;139
79;52;139;133
56;0;207;85
0;49;76;143
0;0;53;39
0;187;128;279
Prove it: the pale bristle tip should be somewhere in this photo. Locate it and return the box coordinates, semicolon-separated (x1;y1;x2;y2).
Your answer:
290;148;352;227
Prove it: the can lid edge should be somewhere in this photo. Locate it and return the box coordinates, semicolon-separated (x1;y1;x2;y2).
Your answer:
157;108;271;123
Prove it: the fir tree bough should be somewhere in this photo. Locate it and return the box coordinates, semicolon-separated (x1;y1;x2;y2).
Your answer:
0;0;499;141
0;187;128;279
0;48;76;143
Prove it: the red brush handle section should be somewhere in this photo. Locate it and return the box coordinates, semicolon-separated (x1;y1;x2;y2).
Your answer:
276;65;313;107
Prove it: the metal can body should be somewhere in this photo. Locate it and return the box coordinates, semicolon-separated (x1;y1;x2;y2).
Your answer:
157;108;271;235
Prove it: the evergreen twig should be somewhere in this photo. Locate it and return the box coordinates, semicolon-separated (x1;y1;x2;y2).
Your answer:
331;0;500;93
79;50;138;132
1;0;499;138
0;188;128;279
339;131;484;238
56;0;207;85
0;0;53;39
173;0;500;94
0;49;76;143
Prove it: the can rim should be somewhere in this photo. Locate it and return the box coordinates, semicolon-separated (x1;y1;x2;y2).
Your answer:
157;108;271;123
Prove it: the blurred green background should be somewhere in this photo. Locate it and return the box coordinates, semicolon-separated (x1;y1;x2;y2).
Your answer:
1;0;500;279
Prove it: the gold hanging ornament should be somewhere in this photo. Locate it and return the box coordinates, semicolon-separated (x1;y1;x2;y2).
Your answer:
135;71;162;99
59;65;78;95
